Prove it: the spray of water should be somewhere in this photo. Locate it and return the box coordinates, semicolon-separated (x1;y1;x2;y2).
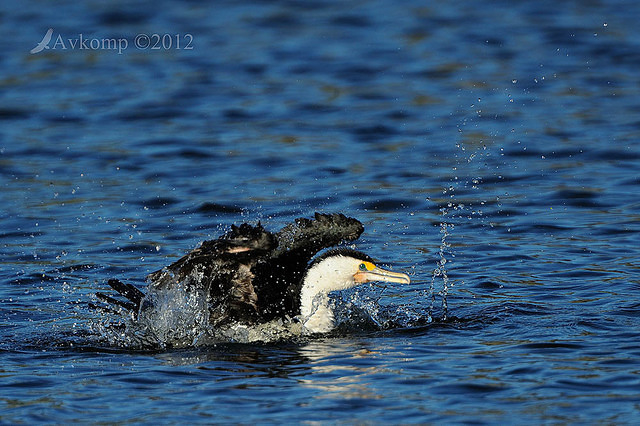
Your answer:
430;216;453;321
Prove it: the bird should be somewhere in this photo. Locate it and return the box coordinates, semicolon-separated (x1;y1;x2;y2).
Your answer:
96;213;410;334
30;28;54;54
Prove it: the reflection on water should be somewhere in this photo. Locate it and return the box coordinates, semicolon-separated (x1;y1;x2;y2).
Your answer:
297;340;394;401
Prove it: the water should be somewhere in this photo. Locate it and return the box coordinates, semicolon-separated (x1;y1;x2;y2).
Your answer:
2;0;640;422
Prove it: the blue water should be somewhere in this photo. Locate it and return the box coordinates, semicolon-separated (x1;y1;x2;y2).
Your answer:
2;0;640;423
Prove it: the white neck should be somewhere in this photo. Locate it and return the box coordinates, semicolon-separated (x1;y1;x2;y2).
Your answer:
298;256;360;333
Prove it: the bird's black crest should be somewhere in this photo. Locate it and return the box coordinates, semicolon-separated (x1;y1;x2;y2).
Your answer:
309;248;375;268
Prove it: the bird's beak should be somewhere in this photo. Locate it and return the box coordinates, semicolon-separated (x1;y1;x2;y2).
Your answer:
354;267;411;285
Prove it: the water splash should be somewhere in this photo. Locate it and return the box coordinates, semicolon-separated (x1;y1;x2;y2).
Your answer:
91;278;214;349
91;274;307;347
136;283;211;347
426;136;492;322
431;216;453;321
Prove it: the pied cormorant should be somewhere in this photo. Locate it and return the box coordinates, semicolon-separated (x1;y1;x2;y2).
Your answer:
96;213;410;334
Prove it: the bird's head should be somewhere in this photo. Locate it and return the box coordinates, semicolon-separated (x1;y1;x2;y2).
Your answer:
306;248;410;290
299;248;410;328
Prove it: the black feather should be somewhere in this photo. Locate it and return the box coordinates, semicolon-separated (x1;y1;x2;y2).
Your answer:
96;292;138;312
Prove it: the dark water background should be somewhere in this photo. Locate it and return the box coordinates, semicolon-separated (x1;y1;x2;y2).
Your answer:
2;0;640;423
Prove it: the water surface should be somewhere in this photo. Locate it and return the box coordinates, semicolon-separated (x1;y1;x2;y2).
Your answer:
1;0;640;423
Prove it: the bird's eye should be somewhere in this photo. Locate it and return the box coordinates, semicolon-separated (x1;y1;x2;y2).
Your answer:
359;263;367;271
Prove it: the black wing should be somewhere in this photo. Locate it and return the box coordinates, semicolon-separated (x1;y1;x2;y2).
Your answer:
271;212;364;258
146;222;276;285
97;221;277;326
251;213;364;319
148;221;278;326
